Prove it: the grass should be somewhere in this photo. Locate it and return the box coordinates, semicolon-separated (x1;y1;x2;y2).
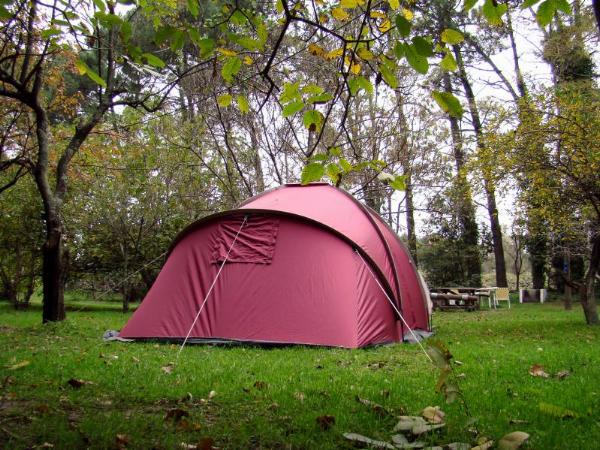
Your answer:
1;300;600;449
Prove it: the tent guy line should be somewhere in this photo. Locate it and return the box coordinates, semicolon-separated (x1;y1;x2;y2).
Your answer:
355;249;433;364
176;215;248;360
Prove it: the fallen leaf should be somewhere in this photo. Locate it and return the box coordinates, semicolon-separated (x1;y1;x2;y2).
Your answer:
509;419;529;425
253;380;267;390
411;423;445;435
67;378;94;389
447;443;471;450
115;433;129;449
367;361;386;370
7;360;30;370
394;416;426;432
131;356;140;363
472;440;494;450
267;402;279;411
208;390;217;399
161;363;174;374
165;408;190;422
180;443;196;450
555;370;571;380
498;431;529;450
316;415;335;430
197;437;215;450
35;404;51;415
528;364;549;378
343;433;395;449
39;443;54;449
176;419;201;432
356;396;388;416
294;391;305;402
422;406;445;424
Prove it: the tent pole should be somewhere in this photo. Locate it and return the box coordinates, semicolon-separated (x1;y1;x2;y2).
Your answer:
177;216;248;360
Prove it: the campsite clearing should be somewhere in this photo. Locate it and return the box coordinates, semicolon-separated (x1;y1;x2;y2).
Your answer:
1;302;599;449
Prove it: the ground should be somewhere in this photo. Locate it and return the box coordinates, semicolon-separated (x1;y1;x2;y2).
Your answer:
1;300;600;449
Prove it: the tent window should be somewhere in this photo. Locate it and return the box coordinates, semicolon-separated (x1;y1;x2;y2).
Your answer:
212;216;279;265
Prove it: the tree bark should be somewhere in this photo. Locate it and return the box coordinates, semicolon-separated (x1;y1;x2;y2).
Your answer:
454;46;507;287
405;172;418;266
580;234;600;325
442;72;481;286
41;225;66;322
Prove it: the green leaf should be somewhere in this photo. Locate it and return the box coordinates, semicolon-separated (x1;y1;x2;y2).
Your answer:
440;52;457;71
95;12;122;28
198;37;215;57
92;0;106;12
348;76;373;96
120;21;132;42
282;100;304;117
237;95;250;113
217;94;233;107
405;45;429;74
329;146;342;157
520;0;542;8
303;110;324;132
221;56;242;83
307;93;333;104
280;81;301;104
339;158;353;172
142;53;165;68
310;153;329;162
393;41;406;59
170;30;186;51
395;13;411;37
75;59;106;88
301;162;325;184
256;19;268;46
155;26;177;45
326;162;341;177
432;91;463;118
389;175;406;191
378;61;398;89
41;28;61;40
302;84;324;95
441;28;464;45
229;33;262;51
412;36;433;56
536;0;556;26
463;0;478;12
554;0;571;14
0;5;12;20
482;0;506;25
187;0;198;18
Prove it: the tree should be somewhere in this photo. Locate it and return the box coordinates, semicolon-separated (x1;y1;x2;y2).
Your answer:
0;0;185;321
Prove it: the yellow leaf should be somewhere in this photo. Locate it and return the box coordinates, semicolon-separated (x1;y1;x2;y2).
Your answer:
341;0;364;7
402;8;414;20
217;48;237;56
356;47;374;60
350;61;361;74
378;18;391;32
387;0;399;10
325;48;344;60
319;13;329;24
308;43;326;57
8;360;30;370
243;56;253;65
370;10;385;19
331;7;349;20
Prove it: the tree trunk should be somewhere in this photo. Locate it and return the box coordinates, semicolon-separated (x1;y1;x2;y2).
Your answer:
564;248;572;310
442;71;481;286
405;172;418;266
580;234;600;325
41;226;66;322
454;46;507;287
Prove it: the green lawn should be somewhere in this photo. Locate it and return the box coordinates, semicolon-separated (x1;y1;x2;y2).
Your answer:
1;301;599;449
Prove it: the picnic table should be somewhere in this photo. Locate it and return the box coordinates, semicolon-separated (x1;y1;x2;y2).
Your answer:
429;287;496;311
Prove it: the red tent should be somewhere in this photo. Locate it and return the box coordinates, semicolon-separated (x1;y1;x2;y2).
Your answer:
120;183;430;348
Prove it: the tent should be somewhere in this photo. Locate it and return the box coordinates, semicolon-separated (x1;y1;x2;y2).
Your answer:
120;183;430;348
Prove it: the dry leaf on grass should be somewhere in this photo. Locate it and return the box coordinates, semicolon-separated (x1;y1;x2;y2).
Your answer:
115;433;129;449
7;360;30;370
165;408;190;422
422;406;445;424
343;433;395;449
555;370;571;380
471;440;494;450
161;363;174;374
253;380;267;390
356;396;388;416
197;437;216;450
316;415;335;430
294;391;306;402
498;431;530;450
528;364;549;378
67;378;94;389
